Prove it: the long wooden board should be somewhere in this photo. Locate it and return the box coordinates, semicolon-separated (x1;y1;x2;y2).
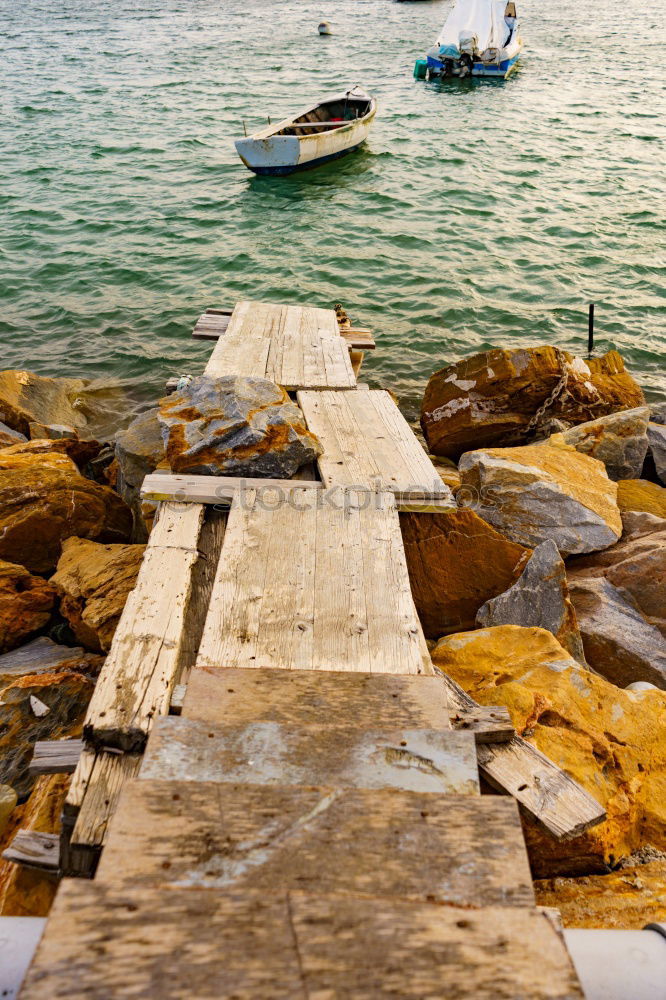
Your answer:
182;666;451;729
196;487;433;674
21;885;583;999
96;780;534;907
140;717;480;796
436;668;606;839
298;389;449;498
204;300;356;390
83;506;226;751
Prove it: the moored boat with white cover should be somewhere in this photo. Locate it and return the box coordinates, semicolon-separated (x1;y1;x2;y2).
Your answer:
415;0;523;80
235;87;376;176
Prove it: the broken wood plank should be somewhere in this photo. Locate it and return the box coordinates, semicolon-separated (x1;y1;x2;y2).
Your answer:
435;667;606;839
449;705;515;744
62;751;142;878
182;667;451;730
2;831;59;873
29;738;84;775
83;505;226;751
140;717;479;795
141;472;454;511
20;885;583;1000
195;488;433;675
97;780;534;907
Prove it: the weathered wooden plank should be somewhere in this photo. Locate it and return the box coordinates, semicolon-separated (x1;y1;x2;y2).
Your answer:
83;504;225;750
140;717;479;795
449;705;515;744
97;781;534;907
195;488;432;675
2;831;59;872
21;885;583;1000
435;667;606;839
182;667;451;730
60;750;142;877
29;738;84;775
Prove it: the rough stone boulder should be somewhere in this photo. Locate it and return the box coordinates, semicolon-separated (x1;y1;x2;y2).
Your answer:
0;370;90;437
50;537;145;652
568;520;666;639
476;540;584;661
0;422;27;449
399;508;530;639
421;347;644;459
114;407;166;542
458;436;622;555
647;423;666;484
616;479;666;518
158;375;322;477
431;625;666;877
0;773;70;916
0;561;55;653
0;451;132;573
534;857;666;929
568;576;666;689
560;406;650;481
0;436;102;470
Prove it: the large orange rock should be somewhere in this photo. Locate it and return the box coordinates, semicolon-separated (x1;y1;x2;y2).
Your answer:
459;436;622;555
421;347;644;459
431;625;666;876
50;537;145;652
534;859;666;929
0;451;132;573
0;436;102;470
0;773;70;916
0;370;89;436
616;479;666;518
0;560;55;652
399;509;530;639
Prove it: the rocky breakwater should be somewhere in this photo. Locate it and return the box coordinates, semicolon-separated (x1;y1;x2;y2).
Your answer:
407;345;666;927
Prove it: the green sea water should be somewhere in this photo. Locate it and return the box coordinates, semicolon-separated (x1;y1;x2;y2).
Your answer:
1;0;664;427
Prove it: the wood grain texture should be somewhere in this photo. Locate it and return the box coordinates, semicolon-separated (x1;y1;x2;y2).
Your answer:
83;504;225;751
21;886;583;999
140;717;479;795
182;667;451;730
2;830;59;872
449;705;515;744
298;389;447;498
204;300;355;389
435;667;606;838
196;488;433;675
29;738;84;775
96;780;534;907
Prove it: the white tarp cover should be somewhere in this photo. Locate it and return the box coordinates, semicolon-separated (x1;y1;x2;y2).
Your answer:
437;0;510;54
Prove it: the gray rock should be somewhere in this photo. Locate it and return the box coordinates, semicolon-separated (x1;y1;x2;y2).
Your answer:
647;422;666;484
650;402;666;426
158;375;322;477
560;406;650;480
114;408;166;542
476;540;585;662
0;422;27;446
568;576;666;689
28;421;78;440
621;510;666;540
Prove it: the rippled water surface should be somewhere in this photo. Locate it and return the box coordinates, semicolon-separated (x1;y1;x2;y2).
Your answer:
1;0;664;424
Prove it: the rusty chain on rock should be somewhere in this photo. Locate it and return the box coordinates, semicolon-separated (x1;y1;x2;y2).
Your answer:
525;346;609;435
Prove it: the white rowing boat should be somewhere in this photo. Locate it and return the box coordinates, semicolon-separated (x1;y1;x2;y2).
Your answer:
235;86;377;176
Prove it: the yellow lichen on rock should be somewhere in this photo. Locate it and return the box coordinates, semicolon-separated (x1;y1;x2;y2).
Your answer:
431;625;666;876
617;479;666;518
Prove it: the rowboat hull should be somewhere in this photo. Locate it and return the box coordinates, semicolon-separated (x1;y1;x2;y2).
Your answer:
235;88;376;176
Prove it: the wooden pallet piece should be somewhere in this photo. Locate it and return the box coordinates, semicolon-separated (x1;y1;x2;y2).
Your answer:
204;300;356;389
437;668;606;839
140;472;455;512
449;704;515;744
140;717;479;796
83;505;226;751
298;389;448;500
20;884;583;1000
182;667;451;729
2;831;59;873
195;488;433;675
96;780;534;906
193;306;376;350
28;738;84;775
60;750;142;877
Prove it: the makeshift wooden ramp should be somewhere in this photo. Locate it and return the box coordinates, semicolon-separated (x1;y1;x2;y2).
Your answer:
20;300;601;998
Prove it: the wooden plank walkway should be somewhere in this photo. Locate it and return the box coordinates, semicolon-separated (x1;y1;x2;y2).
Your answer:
204;300;356;389
21;298;599;996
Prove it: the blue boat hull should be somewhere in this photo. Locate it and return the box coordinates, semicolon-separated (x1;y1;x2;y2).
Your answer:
425;52;520;79
247;141;366;177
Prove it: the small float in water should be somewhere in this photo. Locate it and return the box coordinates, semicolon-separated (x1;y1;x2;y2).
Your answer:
318;20;332;35
415;0;523;80
235;86;376;176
